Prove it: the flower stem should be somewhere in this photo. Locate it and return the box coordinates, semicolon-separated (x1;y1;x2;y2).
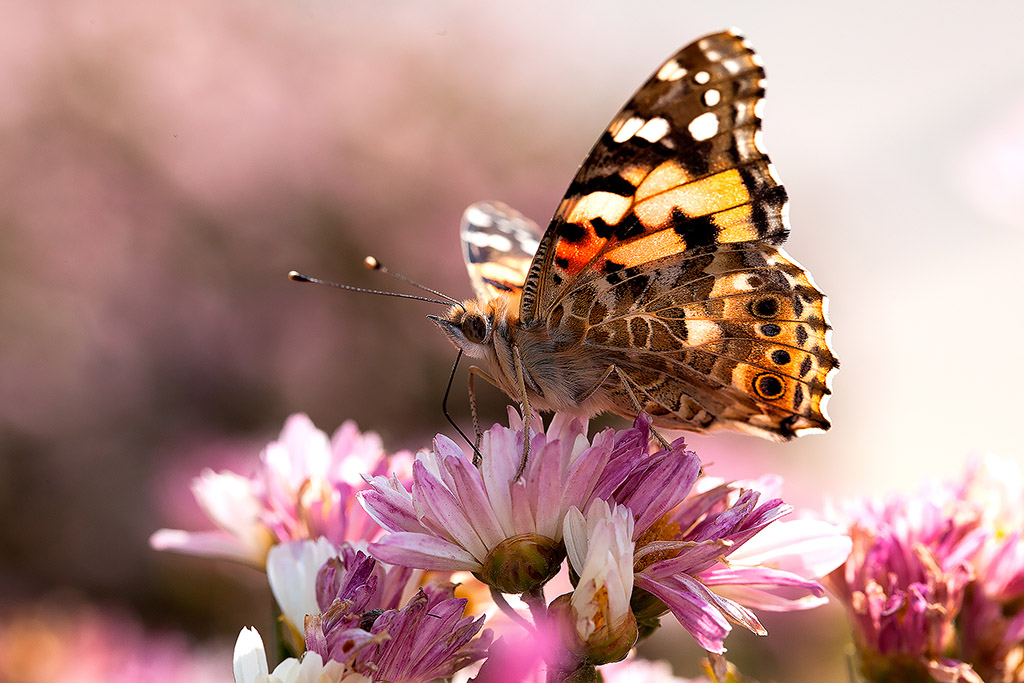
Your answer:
522;585;548;626
489;586;536;631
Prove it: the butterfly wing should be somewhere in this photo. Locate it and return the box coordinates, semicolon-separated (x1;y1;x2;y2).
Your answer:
461;200;543;302
520;29;837;439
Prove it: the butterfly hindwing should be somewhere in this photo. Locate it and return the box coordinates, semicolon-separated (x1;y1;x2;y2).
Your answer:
548;241;835;437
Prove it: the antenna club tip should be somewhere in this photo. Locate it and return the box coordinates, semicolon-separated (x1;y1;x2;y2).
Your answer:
364;256;381;270
288;270;310;282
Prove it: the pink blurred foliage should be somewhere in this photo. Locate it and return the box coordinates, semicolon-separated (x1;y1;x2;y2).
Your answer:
0;0;568;636
0;598;230;683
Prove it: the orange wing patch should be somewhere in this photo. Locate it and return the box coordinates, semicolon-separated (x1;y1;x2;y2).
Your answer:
635;161;694;202
605;230;689;268
711;204;760;243
634;169;751;229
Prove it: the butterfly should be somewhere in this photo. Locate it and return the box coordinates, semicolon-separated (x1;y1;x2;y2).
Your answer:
429;29;837;441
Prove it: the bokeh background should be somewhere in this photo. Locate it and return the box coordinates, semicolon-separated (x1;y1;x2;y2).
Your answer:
2;1;1023;680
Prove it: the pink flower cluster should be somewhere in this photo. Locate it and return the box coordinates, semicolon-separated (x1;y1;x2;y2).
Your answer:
153;411;851;682
151;414;411;567
826;457;1024;683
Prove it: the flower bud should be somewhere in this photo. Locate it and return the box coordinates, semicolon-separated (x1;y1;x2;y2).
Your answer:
549;592;638;665
475;533;565;594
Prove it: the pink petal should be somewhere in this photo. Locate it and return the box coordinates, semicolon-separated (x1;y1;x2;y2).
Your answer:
148;529;266;566
369;532;481;571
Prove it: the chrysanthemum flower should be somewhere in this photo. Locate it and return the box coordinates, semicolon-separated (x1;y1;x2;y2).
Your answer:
151;414;411;567
556;500;638;665
628;471;849;654
360;409;629;594
305;574;491;682
825;479;985;682
828;455;1024;683
956;457;1024;681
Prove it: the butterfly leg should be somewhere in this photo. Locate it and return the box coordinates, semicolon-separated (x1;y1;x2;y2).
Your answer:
576;364;671;450
511;343;532;481
612;367;672;449
466;365;501;467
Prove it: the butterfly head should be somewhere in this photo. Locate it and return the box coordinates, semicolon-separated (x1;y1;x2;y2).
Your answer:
428;301;497;361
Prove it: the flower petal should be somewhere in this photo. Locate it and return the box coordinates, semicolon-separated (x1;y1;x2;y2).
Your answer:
232;627;269;683
369;532;481;571
266;538;339;633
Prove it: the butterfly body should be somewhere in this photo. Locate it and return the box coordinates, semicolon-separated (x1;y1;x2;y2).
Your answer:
433;30;838;441
432;295;618;421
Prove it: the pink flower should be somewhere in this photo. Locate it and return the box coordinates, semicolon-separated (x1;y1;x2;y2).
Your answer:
151;414;411;567
360;410;623;593
629;475;848;654
0;602;229;683
825;465;996;682
305;564;492;682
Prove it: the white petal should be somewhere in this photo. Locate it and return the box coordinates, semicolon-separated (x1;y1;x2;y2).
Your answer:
562;506;589;572
266;538;339;632
149;528;268;566
191;470;265;541
727;519;851;578
233;627;268;683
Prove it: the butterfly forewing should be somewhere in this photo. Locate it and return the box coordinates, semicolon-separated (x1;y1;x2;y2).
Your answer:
512;29;837;439
461;201;543;302
521;30;785;319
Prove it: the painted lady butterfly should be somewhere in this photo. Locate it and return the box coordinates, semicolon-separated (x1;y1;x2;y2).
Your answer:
431;29;838;440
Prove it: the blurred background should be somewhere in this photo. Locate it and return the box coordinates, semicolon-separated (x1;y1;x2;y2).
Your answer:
2;1;1023;680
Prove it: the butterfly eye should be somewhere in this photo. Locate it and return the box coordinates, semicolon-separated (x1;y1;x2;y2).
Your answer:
462;313;490;344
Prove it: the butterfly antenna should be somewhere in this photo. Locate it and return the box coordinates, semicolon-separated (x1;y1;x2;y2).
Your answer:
288;271;451;306
364;256;464;310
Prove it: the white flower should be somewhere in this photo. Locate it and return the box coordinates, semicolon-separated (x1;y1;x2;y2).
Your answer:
232;627;363;683
266;538;340;634
560;500;638;663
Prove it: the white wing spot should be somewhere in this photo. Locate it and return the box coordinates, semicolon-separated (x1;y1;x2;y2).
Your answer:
694;70;711;85
656;60;687;81
612;116;645;143
464;204;494;229
767;162;782;184
636;117;670;143
754;98;766;119
463;230;513;252
683;319;720;346
734;100;752;122
721;58;743;75
754;130;768;154
703;89;721;107
751;52;765;67
688;112;719;141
